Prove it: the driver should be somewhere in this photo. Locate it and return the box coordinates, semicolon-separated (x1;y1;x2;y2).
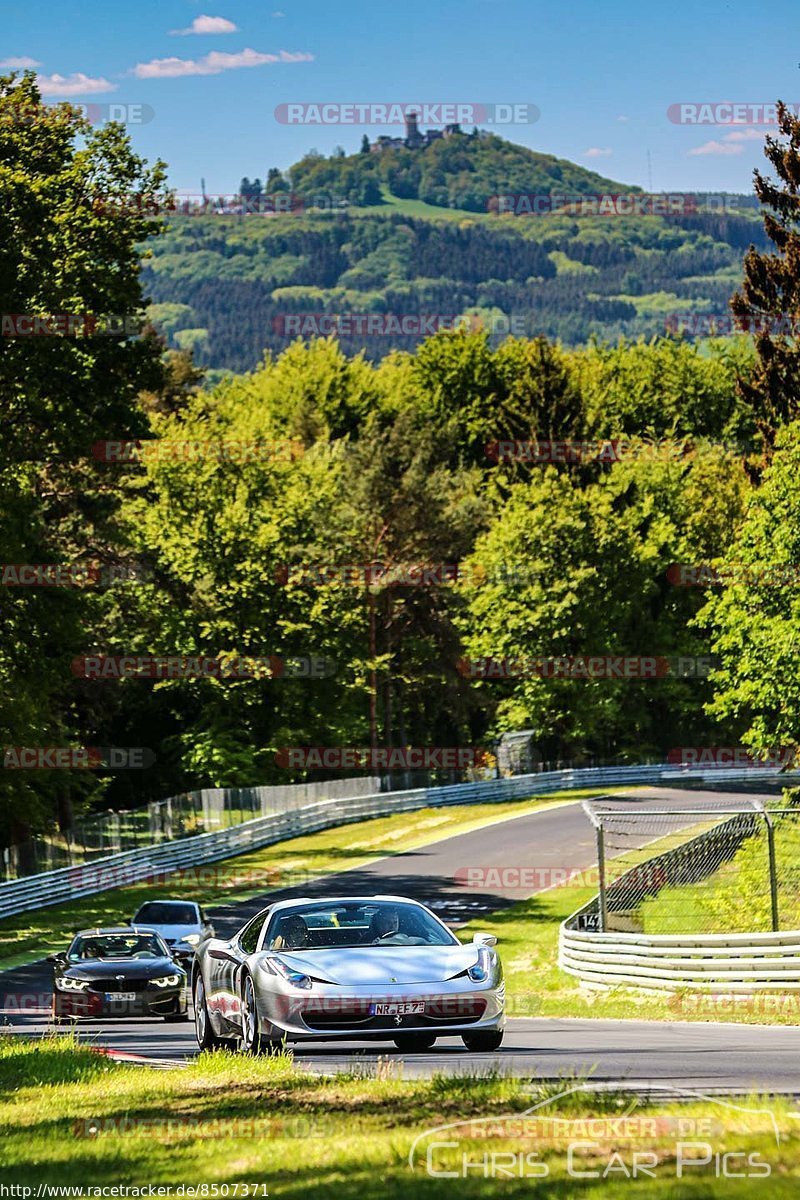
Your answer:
370;907;400;942
273;914;310;950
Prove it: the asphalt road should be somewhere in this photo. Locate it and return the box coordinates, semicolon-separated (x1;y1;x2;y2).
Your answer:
5;785;798;1090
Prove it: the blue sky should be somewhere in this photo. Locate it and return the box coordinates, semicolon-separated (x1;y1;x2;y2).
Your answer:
2;0;798;193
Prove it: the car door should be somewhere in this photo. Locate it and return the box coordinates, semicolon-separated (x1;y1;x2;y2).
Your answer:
205;911;268;1033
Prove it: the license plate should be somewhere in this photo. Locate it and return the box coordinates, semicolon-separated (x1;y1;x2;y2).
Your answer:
105;992;136;1002
371;1001;425;1016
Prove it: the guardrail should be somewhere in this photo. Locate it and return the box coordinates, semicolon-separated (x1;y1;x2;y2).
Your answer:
0;761;792;921
559;927;800;992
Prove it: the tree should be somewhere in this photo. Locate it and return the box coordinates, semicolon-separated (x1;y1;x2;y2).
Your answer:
699;422;800;755
360;135;370;155
0;71;168;845
731;102;800;449
457;445;750;758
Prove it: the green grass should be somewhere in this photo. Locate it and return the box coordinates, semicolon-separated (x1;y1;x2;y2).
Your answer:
639;813;800;935
1;1034;796;1194
1;790;607;969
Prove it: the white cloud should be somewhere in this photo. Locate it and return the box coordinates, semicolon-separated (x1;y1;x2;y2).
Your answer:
171;15;239;36
37;72;117;97
0;56;42;68
272;10;286;16
688;139;743;156
724;127;766;142
132;47;313;78
616;115;629;122
584;147;612;158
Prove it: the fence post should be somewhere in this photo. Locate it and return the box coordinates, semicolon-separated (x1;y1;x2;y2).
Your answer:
752;799;780;932
582;801;607;931
764;810;780;932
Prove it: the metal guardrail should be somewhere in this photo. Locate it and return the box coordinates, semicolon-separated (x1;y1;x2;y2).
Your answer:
0;760;791;921
559;927;800;992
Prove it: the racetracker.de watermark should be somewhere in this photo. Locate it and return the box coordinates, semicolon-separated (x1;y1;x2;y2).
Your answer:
275;746;488;770
0;562;149;587
667;562;800;587
3;747;154;769
1;314;143;338
91;439;304;464
666;313;797;337
1;102;155;127
667;102;800;125
70;655;336;680
489;193;698;217
274;562;540;588
274;102;539;125
457;656;717;679
667;746;796;768
271;312;526;337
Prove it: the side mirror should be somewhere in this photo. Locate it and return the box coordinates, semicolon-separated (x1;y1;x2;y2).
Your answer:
46;952;66;964
472;932;497;948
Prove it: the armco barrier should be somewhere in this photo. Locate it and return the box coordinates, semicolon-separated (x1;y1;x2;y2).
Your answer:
559;926;800;992
0;762;790;921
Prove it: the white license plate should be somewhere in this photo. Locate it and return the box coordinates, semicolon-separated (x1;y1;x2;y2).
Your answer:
105;992;136;1002
372;1001;425;1016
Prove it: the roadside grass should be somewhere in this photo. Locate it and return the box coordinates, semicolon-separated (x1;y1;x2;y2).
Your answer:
0;789;610;969
0;1034;796;1194
639;814;800;935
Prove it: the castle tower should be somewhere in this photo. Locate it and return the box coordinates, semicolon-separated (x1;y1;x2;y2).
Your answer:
404;110;423;148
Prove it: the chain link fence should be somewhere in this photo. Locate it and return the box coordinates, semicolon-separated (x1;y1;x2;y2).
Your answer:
578;792;800;934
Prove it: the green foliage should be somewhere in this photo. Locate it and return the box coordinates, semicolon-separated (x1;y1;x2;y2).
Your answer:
0;72;168;842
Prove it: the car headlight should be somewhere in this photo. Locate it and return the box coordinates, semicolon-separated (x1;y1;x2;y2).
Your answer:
467;948;491;983
56;977;90;991
269;959;312;990
181;934;201;946
151;974;182;988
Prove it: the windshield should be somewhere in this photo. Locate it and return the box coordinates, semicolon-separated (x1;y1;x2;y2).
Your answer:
264;901;458;950
134;902;198;925
67;933;170;962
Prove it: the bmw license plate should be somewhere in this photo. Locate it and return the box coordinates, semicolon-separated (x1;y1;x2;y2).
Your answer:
105;992;136;1002
371;1001;425;1016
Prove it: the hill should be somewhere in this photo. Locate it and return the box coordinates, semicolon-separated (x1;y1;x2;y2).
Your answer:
142;132;767;373
286;131;636;212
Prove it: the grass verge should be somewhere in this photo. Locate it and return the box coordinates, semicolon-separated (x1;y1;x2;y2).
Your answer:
1;1034;796;1195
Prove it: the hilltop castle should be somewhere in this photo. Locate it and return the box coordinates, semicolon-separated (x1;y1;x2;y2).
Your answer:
369;111;463;153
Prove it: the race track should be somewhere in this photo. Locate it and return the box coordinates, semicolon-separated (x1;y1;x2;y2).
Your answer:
5;786;798;1090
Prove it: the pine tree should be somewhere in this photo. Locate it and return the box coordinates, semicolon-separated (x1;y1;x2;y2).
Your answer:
731;101;800;450
360;134;370;154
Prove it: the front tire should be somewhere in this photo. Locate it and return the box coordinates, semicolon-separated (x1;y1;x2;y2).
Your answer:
194;974;235;1050
393;1033;437;1053
462;1030;504;1052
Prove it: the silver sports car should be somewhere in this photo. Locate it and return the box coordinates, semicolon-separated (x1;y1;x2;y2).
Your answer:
192;895;505;1053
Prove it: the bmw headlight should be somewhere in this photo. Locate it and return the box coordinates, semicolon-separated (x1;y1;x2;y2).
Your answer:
467;948;491;983
56;977;90;991
151;973;182;988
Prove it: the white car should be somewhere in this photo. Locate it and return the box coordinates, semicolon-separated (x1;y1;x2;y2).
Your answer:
192;895;505;1054
130;899;214;965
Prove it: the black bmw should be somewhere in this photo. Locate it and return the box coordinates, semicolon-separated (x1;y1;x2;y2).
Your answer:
49;927;189;1021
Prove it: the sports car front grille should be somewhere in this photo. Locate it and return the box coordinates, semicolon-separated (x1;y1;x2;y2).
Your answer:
301;996;487;1031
